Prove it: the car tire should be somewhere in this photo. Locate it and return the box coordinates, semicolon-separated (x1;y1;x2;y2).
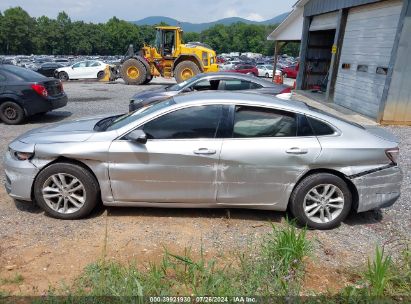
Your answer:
174;61;200;83
0;101;25;125
33;162;100;220
59;72;69;81
283;73;288;79
265;73;270;78
97;71;105;80
289;173;352;230
142;76;153;85
121;58;147;85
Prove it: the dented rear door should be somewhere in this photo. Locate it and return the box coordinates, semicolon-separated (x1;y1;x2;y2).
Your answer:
216;105;322;210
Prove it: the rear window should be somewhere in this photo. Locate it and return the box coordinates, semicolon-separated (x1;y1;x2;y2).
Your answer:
306;105;365;130
308;117;335;136
1;65;46;81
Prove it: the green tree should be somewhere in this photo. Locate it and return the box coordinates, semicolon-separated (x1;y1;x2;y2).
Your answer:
2;7;35;54
0;12;5;53
183;32;200;43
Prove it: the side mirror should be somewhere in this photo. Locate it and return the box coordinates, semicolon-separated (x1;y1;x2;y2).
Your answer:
126;129;147;144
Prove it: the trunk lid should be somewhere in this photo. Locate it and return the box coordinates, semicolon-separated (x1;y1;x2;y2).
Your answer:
365;126;399;143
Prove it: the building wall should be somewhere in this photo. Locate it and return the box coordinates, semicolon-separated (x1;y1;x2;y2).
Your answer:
333;0;402;118
304;0;381;16
382;0;411;123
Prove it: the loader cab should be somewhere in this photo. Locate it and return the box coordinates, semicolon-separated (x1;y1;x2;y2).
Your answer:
154;26;182;58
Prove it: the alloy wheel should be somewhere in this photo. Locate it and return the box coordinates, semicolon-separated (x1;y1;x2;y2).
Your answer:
42;173;86;214
303;184;344;224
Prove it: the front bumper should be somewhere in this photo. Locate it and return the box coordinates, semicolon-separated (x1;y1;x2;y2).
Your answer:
351;166;402;213
205;63;219;73
4;151;38;201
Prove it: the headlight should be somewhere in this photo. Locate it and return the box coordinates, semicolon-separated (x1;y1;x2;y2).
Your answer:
9;148;34;161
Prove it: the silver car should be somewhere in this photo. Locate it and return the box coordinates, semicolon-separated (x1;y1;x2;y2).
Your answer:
4;92;402;229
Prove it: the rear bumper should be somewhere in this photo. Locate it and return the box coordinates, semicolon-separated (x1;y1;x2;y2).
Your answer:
351;166;402;212
24;94;68;116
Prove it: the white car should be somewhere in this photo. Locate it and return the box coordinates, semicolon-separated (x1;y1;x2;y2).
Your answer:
257;65;281;78
55;60;107;81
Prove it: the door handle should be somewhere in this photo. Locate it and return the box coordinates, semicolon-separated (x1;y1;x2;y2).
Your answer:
193;148;216;155
286;147;308;155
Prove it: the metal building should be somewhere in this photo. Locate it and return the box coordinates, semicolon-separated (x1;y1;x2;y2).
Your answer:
268;0;411;125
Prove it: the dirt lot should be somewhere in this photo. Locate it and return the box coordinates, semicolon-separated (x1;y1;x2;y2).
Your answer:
0;79;410;295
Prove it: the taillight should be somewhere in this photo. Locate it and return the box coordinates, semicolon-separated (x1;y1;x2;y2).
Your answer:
280;87;292;94
385;147;399;165
31;84;48;97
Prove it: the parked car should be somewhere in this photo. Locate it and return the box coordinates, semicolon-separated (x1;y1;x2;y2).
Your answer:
129;72;291;112
226;64;259;76
281;63;299;79
257;64;282;78
55;60;107;81
54;58;71;66
35;62;64;77
5;92;402;229
0;64;67;124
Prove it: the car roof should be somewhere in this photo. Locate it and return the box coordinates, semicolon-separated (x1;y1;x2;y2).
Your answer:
172;91;308;112
194;72;277;87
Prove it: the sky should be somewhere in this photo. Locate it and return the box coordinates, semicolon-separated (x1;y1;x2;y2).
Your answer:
0;0;295;23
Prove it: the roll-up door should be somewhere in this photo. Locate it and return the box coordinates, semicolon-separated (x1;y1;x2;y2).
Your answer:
310;11;338;31
334;0;402;118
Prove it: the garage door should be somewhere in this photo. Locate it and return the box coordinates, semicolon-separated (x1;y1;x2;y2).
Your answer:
310;11;338;31
334;0;402;118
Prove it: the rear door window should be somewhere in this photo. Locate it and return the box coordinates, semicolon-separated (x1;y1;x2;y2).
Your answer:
232;106;297;138
223;80;255;90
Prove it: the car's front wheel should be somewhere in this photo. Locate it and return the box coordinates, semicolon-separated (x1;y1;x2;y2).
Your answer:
34;162;100;219
289;173;352;230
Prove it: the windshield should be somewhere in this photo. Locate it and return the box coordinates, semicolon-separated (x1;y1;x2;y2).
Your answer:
105;98;176;131
166;74;203;91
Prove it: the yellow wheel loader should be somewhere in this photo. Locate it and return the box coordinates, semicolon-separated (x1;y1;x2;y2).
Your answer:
120;26;219;85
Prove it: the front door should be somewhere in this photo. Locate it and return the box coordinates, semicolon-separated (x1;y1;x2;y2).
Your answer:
109;104;225;203
217;105;321;209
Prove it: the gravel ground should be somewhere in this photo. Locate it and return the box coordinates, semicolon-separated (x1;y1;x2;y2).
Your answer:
0;79;410;294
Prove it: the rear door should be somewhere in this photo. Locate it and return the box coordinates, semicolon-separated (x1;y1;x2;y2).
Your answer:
216;105;321;209
0;71;6;93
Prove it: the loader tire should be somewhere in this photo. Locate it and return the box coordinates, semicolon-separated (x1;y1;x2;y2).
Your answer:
174;61;200;83
121;59;147;85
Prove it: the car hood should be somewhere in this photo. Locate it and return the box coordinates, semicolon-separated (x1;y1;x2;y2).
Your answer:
16;117;103;144
131;87;175;99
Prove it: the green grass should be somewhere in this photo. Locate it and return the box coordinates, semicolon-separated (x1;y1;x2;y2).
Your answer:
53;221;310;299
0;273;24;285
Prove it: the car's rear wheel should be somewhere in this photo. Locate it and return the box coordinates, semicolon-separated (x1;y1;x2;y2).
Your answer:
265;73;270;78
0;101;25;125
59;72;69;81
34;163;100;219
289;173;352;230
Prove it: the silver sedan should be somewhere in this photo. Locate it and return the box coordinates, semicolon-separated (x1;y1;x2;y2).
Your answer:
4;92;402;229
